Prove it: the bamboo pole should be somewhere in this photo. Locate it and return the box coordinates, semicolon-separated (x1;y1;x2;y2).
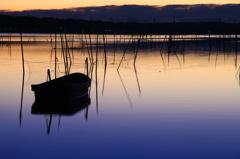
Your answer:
20;26;25;75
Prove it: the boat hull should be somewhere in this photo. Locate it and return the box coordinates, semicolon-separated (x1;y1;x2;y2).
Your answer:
31;72;91;102
33;87;89;101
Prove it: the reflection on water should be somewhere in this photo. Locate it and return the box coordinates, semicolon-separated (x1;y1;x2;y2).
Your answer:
0;34;240;159
32;98;91;135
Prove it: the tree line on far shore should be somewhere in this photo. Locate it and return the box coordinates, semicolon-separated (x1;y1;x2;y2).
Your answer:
0;14;240;34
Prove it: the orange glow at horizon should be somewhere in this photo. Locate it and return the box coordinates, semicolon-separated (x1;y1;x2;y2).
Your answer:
1;0;240;11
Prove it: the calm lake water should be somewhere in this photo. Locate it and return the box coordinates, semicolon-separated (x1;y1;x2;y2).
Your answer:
1;34;240;159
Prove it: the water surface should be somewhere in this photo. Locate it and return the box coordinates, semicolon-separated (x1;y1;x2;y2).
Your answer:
1;34;240;159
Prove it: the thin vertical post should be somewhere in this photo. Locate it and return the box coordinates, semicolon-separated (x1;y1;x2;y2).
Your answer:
20;26;25;75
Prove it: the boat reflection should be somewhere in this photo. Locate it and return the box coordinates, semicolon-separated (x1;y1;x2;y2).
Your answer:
31;96;90;115
31;96;91;134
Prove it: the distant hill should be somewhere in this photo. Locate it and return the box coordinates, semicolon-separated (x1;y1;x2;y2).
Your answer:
0;14;239;34
1;4;240;23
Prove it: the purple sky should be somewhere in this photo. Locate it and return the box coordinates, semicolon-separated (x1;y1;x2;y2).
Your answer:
1;4;240;23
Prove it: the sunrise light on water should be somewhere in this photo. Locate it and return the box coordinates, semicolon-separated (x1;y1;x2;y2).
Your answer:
0;33;240;158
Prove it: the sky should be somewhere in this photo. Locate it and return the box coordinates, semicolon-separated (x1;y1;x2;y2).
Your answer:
1;0;240;23
1;4;240;23
1;0;240;11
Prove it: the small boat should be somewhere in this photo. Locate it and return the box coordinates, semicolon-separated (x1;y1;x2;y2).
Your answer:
31;72;91;105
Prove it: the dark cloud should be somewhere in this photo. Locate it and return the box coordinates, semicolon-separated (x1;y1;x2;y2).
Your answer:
0;4;239;23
